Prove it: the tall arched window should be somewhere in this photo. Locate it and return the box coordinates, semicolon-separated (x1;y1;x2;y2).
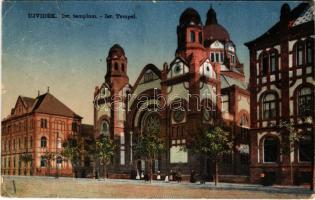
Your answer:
263;136;278;163
296;41;304;66
298;87;313;116
269;51;278;73
261;52;269;75
306;39;314;64
240;114;249;143
100;120;109;135
114;62;119;70
198;32;202;44
262;93;277;119
40;136;47;148
190;31;195;42
122;63;125;72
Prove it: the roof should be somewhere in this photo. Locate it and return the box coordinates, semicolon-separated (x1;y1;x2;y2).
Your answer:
221;74;247;90
245;3;312;47
20;96;36;108
4;92;82;121
179;8;202;27
32;93;82;118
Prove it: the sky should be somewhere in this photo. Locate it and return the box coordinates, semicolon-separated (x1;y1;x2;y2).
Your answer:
2;1;299;124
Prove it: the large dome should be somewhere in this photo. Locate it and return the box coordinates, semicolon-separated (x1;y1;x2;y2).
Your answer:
179;8;202;27
108;44;125;58
204;7;230;42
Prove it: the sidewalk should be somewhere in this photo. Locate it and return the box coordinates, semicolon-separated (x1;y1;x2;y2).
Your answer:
3;175;313;195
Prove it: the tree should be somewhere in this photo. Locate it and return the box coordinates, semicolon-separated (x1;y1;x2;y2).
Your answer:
190;126;233;186
19;153;33;175
134;131;165;182
61;136;81;177
95;134;116;179
279;120;301;185
42;152;55;176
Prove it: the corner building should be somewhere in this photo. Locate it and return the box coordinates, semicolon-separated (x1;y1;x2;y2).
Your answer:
1;92;82;176
94;7;250;181
245;3;314;185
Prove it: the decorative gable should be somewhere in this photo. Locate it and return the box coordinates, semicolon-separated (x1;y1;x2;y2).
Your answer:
168;58;189;79
199;58;216;79
210;40;224;49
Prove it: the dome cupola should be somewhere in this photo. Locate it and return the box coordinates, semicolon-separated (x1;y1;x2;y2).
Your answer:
179;8;202;27
203;7;230;43
108;44;125;58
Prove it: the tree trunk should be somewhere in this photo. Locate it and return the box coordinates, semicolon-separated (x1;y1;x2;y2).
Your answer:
149;159;153;183
215;160;218;186
104;164;107;179
290;162;293;185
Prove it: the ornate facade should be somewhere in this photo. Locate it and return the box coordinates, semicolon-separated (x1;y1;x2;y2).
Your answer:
245;2;314;185
94;7;250;180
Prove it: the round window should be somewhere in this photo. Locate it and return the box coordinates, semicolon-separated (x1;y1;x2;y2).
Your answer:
174;64;181;74
173;110;185;123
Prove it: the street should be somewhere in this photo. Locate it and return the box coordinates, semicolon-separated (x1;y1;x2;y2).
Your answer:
1;176;313;199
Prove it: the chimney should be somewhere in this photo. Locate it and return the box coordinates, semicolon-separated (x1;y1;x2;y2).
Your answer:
38;90;40;97
47;86;50;93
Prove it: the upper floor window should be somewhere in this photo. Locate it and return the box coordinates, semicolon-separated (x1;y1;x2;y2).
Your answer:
270;52;277;73
263;136;279;163
40;119;47;129
297;42;304;66
306;40;314;64
122;63;125;72
40;136;47;148
72;122;78;132
262;93;277;119
190;31;195;42
298;87;313;116
260;50;278;76
114;62;119;70
198;32;202;44
210;52;223;63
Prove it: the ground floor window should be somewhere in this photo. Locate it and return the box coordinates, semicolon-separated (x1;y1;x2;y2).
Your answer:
263;136;278;163
170;140;187;163
299;136;312;162
40;156;46;167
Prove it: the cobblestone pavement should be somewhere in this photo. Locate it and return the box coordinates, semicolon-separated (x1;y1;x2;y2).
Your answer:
1;176;314;199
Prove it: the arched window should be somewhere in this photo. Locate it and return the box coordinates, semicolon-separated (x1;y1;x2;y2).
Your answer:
198;32;202;44
299;135;312;162
261;52;269;76
298;87;313;116
122;63;125;72
269;51;278;73
100;120;109;135
40;136;47;148
296;41;304;66
306;39;314;64
263;136;278;163
262;93;277;119
114;62;119;70
190;31;195;42
240;114;249;143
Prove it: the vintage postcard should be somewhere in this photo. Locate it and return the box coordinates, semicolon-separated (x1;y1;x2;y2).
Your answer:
1;0;314;199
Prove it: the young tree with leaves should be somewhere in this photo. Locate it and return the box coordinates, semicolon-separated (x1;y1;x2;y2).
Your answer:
61;136;81;177
42;152;55;176
191;126;233;186
19;153;33;175
134;131;165;182
95;134;116;179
